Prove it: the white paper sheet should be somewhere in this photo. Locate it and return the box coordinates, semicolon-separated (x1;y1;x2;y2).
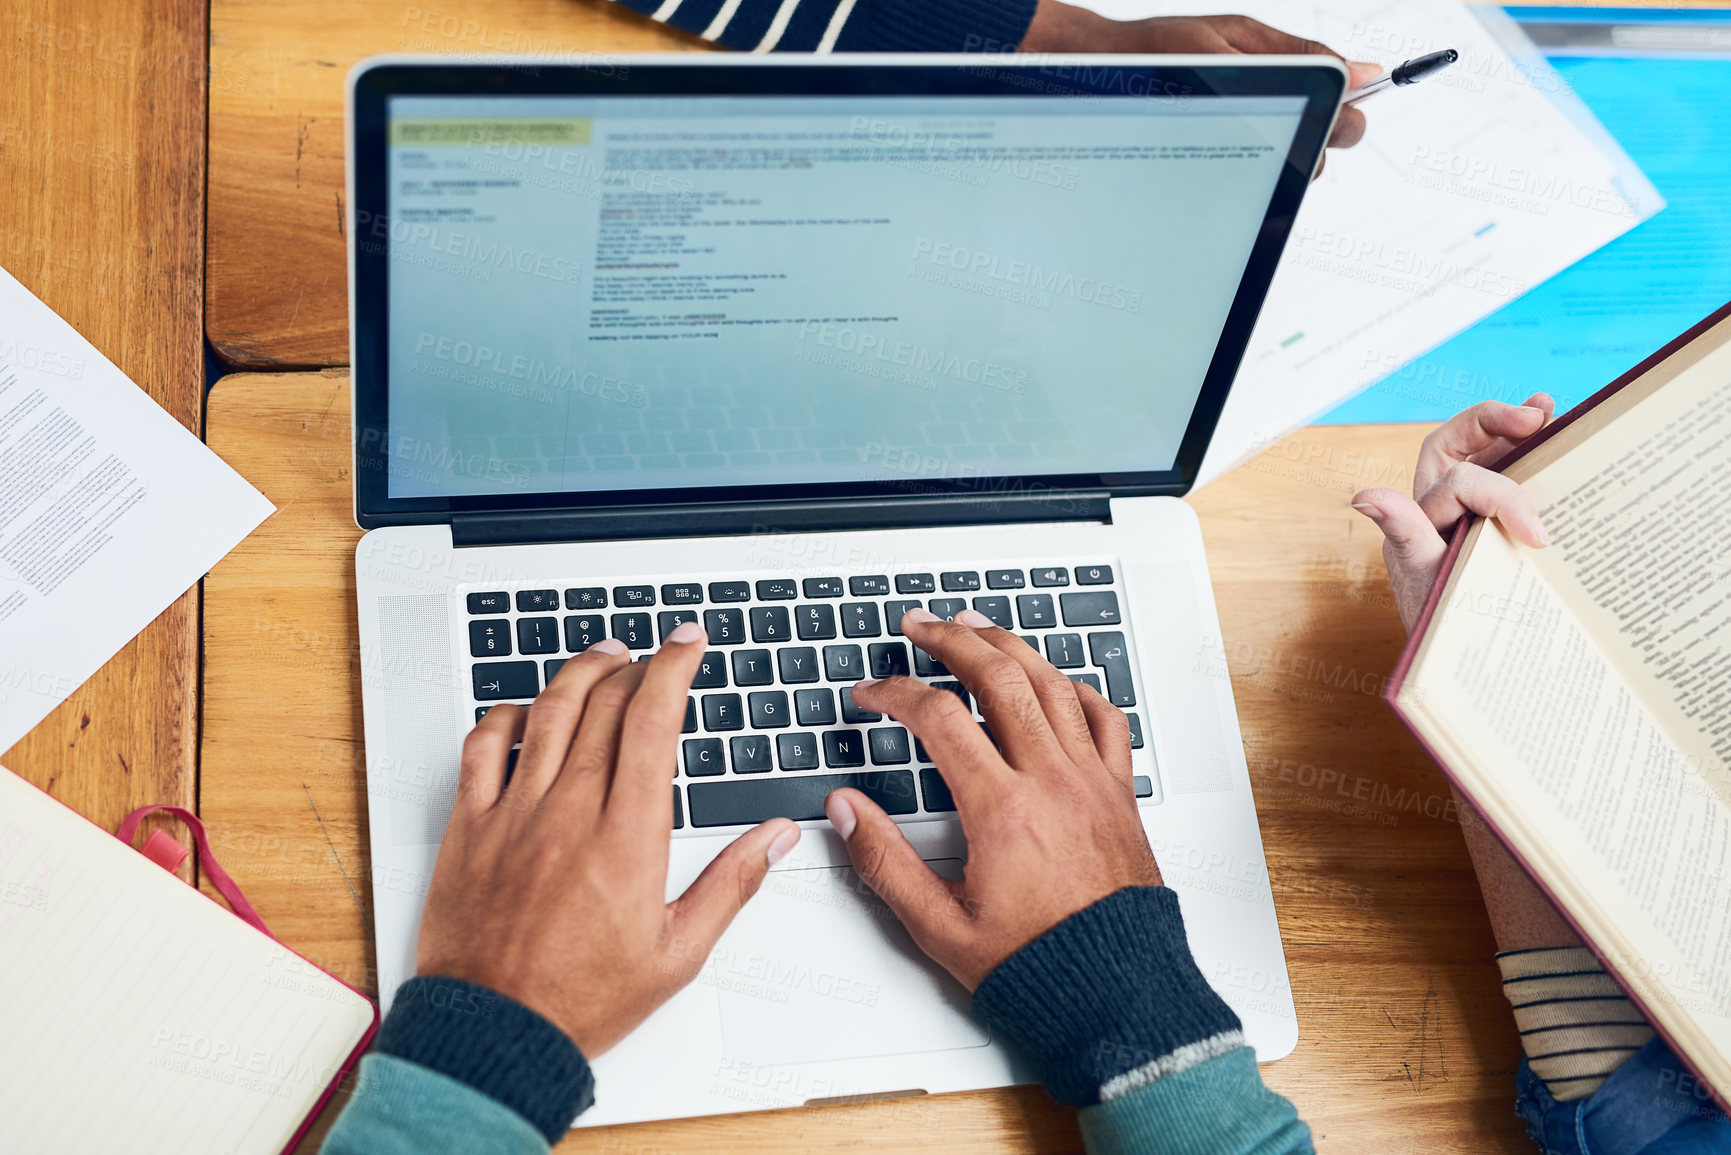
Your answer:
1074;0;1660;483
0;266;274;748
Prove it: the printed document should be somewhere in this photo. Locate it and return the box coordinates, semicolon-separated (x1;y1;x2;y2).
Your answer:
0;266;273;748
1078;0;1660;482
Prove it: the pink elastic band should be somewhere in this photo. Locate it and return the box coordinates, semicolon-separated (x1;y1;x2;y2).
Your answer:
116;805;272;938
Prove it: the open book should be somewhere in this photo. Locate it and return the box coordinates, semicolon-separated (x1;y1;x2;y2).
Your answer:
0;767;376;1152
1388;301;1731;1107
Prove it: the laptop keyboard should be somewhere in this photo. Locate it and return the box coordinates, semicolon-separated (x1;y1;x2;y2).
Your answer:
464;562;1156;831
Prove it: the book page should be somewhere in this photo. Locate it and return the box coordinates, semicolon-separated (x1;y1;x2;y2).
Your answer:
1407;527;1731;1069
1516;336;1731;805
0;767;374;1153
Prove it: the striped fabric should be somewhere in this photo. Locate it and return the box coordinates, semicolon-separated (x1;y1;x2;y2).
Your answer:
608;0;1039;54
1498;946;1655;1102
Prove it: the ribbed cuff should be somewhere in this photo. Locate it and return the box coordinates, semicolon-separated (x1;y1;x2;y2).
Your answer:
376;976;594;1143
971;886;1242;1107
834;0;1040;53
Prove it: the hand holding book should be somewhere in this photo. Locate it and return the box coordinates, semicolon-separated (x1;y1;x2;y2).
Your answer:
1350;394;1555;632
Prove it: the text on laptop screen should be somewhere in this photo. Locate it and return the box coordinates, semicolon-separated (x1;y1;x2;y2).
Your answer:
383;94;1306;499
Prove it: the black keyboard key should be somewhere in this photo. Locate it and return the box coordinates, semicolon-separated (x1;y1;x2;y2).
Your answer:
1070;673;1103;693
661;582;704;605
885;600;923;635
777;646;819;684
545;658;567;683
684;697;697;734
868;642;910;679
920;768;956;812
687;770;917;827
913;647;948;677
469;619;511;658
933;681;971;712
564;587;606;610
673;785;684;829
750;606;792;644
756;578;797;600
1017;594;1057;629
794;688;836;727
1127;712;1144;749
841;602;881;638
611;613;653;649
704;608;746;645
915;735;930;762
803;576;845;598
731;649;774;686
1062;591;1121;626
930;598;966;621
869;726;910;765
692;650;728;689
515;614;558;653
896;573;935;594
658;609;698;643
565;614;605;653
985;570;1025;590
708;581;750;603
749;690;790;729
731;735;774;774
1076;565;1114;586
702;693;744;732
940;571;981;592
971;596;1012;629
1046;632;1084;668
1019;634;1039;649
614;585;655;608
516;589;559;612
824;644;865;682
796;603;837;640
840;687;881;724
468;591;509;614
683;738;724;777
1031;567;1069;588
1134;775;1154;798
473;661;537;700
777;732;820;770
1089;631;1135;706
823;729;867;768
849;575;891;596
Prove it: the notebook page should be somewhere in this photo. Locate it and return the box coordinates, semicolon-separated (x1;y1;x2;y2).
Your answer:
0;767;374;1154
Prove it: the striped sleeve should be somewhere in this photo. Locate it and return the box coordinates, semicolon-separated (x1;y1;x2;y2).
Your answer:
607;0;1039;54
1498;946;1655;1102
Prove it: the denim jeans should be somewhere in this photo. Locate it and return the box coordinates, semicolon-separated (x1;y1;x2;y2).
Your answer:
1516;1037;1730;1154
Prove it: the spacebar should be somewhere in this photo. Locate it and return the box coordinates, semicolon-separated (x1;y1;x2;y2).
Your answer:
686;772;918;828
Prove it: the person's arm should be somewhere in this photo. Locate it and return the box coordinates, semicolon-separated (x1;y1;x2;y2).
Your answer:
1351;398;1731;1151
323;623;801;1153
604;0;1374;158
826;609;1313;1154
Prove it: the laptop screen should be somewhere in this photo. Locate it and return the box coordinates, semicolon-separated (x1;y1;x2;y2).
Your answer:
377;88;1307;502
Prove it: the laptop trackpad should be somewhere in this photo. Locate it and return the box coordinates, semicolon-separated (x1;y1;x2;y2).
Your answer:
709;859;989;1068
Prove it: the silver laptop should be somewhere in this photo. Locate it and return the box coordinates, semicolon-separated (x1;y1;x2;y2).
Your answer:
347;52;1343;1127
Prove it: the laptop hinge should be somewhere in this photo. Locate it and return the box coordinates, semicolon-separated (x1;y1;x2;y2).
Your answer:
451;492;1112;547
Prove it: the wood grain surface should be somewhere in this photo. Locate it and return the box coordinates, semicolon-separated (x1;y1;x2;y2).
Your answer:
203;370;1535;1152
0;0;205;867
205;0;703;369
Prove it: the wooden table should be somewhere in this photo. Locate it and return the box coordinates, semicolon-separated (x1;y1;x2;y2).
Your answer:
0;0;206;864
203;371;1534;1152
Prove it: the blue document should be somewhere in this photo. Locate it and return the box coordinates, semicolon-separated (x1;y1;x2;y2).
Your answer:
1323;8;1731;424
